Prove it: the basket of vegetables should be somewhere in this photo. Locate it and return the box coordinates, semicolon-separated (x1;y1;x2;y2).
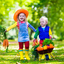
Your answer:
35;39;54;54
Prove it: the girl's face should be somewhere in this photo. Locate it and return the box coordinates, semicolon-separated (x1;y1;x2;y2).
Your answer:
40;19;47;27
18;13;26;21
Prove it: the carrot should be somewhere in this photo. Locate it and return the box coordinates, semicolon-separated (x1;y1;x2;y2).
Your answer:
3;39;9;48
37;46;44;51
50;44;54;48
33;39;38;46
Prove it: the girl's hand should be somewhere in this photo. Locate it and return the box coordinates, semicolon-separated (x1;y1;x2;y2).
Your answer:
4;30;7;32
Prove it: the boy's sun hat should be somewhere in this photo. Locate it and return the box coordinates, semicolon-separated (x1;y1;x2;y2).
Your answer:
13;9;29;21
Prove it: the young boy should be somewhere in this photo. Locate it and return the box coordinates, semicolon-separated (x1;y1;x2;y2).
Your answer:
33;16;52;60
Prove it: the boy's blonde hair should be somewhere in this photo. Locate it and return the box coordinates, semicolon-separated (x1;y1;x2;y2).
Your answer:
40;16;48;22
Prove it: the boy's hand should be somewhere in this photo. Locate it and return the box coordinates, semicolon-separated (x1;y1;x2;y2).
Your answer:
33;38;36;42
50;35;52;39
33;38;38;46
33;38;36;46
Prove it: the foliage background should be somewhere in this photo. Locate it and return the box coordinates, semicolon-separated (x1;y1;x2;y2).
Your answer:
0;0;64;64
0;0;64;41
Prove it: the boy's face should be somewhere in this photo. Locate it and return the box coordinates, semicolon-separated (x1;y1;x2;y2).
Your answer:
40;19;48;27
18;13;26;21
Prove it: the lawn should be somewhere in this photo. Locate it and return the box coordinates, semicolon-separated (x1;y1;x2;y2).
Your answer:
0;40;64;64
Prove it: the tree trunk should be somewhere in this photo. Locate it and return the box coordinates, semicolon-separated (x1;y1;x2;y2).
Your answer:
30;30;33;40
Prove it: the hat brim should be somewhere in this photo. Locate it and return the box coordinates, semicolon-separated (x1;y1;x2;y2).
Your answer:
13;9;29;21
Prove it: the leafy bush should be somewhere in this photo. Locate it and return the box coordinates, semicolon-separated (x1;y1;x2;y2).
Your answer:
43;39;54;46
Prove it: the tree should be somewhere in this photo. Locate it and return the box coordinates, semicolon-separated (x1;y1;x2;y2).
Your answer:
0;0;64;40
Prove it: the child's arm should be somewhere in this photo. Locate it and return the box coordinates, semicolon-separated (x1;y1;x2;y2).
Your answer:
6;22;17;32
33;28;39;46
49;28;52;39
28;23;36;32
34;28;39;39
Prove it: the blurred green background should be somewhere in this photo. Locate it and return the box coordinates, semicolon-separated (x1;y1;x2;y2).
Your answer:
0;0;64;41
0;0;64;64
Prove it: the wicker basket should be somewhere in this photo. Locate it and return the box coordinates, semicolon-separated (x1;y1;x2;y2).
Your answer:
35;48;53;54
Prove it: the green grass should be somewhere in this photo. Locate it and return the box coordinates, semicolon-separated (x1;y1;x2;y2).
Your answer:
0;40;64;64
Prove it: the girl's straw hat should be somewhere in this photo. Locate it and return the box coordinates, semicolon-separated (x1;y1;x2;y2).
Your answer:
13;9;29;21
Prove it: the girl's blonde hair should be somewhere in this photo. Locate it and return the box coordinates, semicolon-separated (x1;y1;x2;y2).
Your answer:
40;16;48;22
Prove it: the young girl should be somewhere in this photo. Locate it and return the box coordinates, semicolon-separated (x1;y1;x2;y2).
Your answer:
5;9;36;60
